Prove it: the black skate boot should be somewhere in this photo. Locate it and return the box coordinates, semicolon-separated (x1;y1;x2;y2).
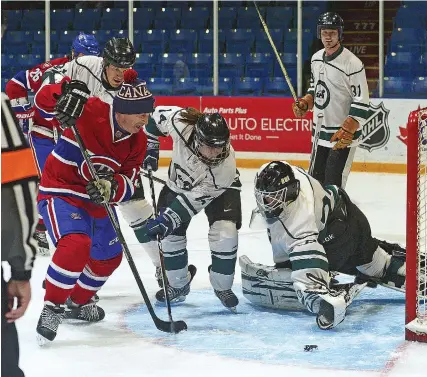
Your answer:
33;229;50;256
65;299;105;322
156;264;197;304
36;302;65;343
214;289;239;312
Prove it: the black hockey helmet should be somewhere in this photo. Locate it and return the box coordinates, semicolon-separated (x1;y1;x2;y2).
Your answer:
254;161;300;219
317;12;344;40
193;113;230;167
103;37;136;68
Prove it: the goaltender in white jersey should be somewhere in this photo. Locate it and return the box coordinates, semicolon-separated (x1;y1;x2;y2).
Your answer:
240;161;411;329
135;106;242;311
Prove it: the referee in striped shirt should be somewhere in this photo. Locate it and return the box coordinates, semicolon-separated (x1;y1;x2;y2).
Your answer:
2;11;39;377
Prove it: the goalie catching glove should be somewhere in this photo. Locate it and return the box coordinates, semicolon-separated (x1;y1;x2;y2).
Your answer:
54;80;90;128
330;117;359;150
86;175;118;204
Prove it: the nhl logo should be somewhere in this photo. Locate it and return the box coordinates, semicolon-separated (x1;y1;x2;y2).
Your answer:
359;102;390;152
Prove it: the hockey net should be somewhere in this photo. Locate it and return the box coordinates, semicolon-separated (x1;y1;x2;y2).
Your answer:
406;107;427;342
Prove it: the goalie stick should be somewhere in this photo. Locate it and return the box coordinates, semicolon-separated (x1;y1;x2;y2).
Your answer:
70;124;187;334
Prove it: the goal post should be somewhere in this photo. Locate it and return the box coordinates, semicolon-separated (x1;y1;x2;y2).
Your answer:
406;107;427;342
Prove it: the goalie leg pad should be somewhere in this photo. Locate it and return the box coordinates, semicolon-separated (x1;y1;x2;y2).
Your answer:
209;220;237;291
239;255;304;310
118;198;153;229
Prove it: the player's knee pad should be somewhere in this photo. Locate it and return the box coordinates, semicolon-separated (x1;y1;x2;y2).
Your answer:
119;198;153;229
209;221;238;290
239;255;303;310
87;252;123;277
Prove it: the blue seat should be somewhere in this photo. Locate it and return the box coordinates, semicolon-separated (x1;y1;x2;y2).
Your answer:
5;31;33;45
158;53;187;67
2;54;15;67
385;52;420;76
141;30;169;54
147;77;173;95
16;54;43;70
387;39;423;56
31;43;46;55
264;76;295;97
219;53;245;78
266;6;294;29
6;10;22;31
51;9;75;30
73;9;102;30
34;30;60;44
173;78;197;95
180;7;210;29
412;77;427;98
186;53;212;79
198;29;226;53
383;76;413;98
168;29;198;53
390;28;423;44
394;6;427;28
272;53;297;75
102;8;126;21
133;8;155;30
245;53;274;77
22;10;45;30
153;8;181;29
235;7;263;29
1;78;9;92
100;18;123;30
225;29;255;53
234;77;264;96
93;30;116;45
254;29;284;53
134;53;157;68
3;44;29;55
218;7;237;29
59;31;80;44
135;67;155;81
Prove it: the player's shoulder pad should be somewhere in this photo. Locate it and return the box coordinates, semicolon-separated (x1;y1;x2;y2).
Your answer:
342;47;364;73
311;49;324;62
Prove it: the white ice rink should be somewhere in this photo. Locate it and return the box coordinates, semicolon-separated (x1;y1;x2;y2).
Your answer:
14;167;426;377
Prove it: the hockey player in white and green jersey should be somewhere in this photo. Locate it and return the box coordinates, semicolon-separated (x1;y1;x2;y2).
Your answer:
292;12;370;188
136;107;242;311
240;161;409;329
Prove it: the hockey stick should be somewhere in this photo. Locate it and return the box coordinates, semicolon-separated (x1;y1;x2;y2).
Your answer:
253;1;298;102
70;125;187;334
140;168;166;185
145;166;178;333
308;113;323;176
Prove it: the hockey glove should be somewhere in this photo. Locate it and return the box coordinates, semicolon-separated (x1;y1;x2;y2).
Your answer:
142;136;160;171
10;98;35;134
292;94;313;118
330;117;359;150
144;208;182;240
86;175;118;204
54;80;90;128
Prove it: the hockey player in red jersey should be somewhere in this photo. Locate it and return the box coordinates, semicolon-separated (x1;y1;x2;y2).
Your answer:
5;33;100;256
35;69;153;343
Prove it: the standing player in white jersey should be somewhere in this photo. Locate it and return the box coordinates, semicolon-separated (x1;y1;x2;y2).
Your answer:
292;12;370;188
137;107;242;311
240;161;412;329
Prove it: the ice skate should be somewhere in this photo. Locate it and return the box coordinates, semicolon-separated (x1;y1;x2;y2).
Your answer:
214;289;239;313
36;302;65;343
33;229;50;256
156;264;197;304
65;298;105;322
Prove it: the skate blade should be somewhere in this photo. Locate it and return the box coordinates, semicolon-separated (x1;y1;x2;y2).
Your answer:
155;296;187;306
36;334;50;347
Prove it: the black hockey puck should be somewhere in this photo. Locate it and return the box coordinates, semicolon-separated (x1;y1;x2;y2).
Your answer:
304;345;318;352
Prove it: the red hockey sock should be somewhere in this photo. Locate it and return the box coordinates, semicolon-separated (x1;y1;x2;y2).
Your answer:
70;252;123;305
36;217;46;232
44;233;91;304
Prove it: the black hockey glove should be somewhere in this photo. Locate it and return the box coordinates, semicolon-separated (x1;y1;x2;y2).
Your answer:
54;80;90;128
85;175;118;204
142;135;160;171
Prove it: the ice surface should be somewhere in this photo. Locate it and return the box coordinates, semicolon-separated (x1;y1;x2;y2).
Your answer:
15;168;426;377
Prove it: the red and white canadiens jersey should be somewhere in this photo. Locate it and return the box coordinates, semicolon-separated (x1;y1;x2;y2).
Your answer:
5;57;69;101
38;97;147;218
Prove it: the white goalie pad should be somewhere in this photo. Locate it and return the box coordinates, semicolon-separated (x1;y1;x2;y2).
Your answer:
239;255;304;310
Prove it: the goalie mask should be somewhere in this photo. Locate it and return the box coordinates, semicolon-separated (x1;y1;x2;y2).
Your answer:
254;161;300;219
192;113;230;167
